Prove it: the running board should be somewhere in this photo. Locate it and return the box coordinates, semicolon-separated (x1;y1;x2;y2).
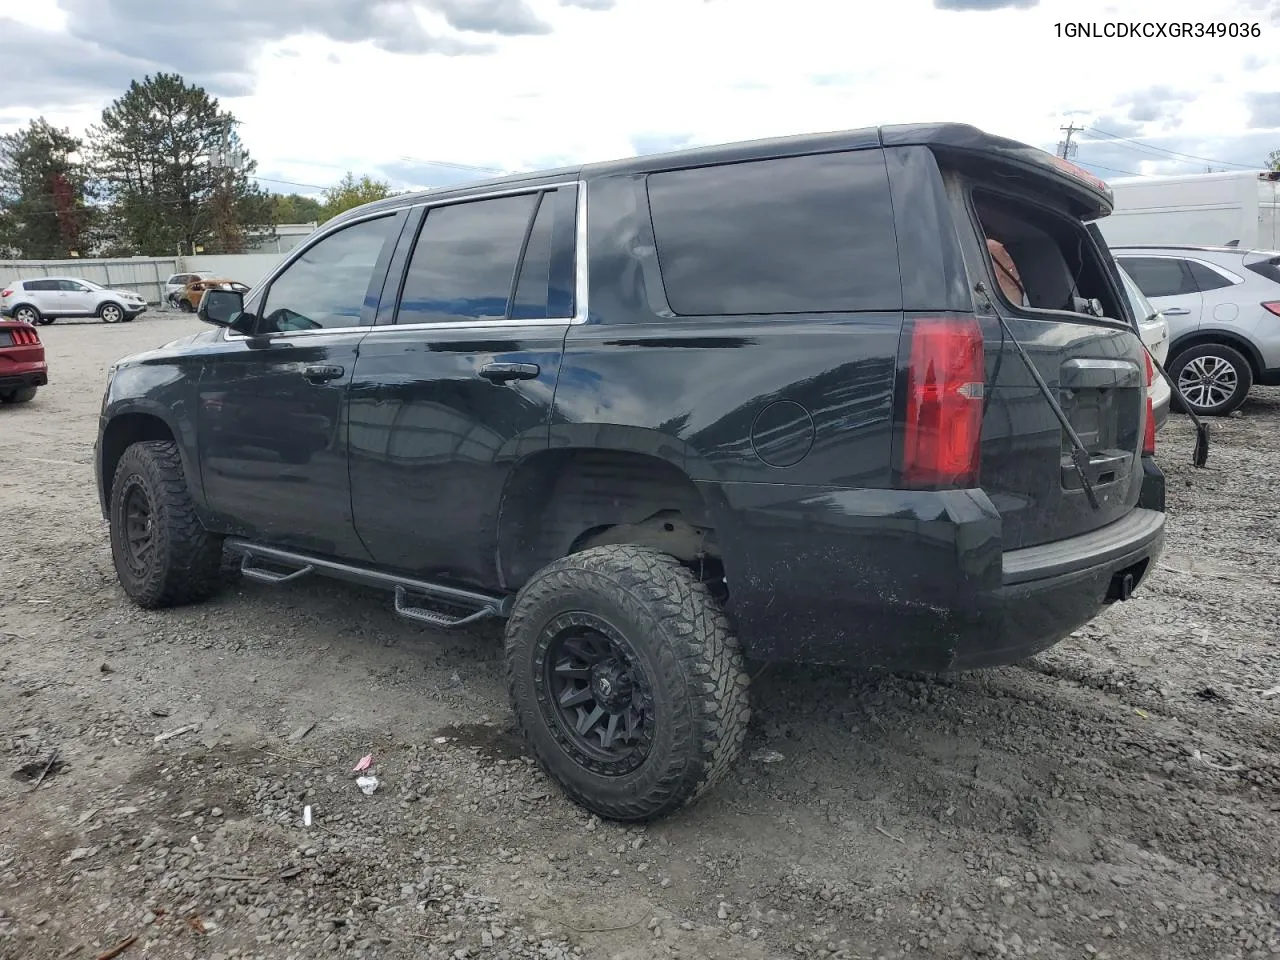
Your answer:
226;540;512;630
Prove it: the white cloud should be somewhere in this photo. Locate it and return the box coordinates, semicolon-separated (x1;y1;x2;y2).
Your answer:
3;0;1279;193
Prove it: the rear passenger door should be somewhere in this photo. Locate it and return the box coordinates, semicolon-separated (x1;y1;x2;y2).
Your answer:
347;184;578;589
1116;255;1203;332
24;280;61;315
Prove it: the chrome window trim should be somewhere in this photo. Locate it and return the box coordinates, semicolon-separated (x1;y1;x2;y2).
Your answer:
222;179;589;342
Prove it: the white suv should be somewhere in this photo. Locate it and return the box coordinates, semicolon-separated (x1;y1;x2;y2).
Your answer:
0;277;148;326
1114;245;1280;416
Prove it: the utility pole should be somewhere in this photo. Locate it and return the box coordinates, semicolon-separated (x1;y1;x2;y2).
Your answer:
1057;123;1081;160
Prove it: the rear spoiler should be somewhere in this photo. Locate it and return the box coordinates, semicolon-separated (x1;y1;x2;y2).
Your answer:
1088;222;1209;468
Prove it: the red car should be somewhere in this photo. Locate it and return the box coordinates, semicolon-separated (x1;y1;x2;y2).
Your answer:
0;320;47;404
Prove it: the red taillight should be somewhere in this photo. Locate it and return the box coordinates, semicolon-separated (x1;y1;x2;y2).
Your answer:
902;316;985;488
7;326;40;346
1262;301;1280;317
1142;350;1156;457
1;289;12;298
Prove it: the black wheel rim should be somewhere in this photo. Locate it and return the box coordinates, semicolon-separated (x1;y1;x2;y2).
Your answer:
121;480;155;577
536;612;655;776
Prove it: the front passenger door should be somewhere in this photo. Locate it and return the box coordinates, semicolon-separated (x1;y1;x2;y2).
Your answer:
59;280;96;316
196;210;407;560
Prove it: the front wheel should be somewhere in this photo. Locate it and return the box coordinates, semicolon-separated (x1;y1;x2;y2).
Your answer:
99;302;124;324
109;440;223;608
1169;344;1253;416
178;299;194;313
505;544;750;822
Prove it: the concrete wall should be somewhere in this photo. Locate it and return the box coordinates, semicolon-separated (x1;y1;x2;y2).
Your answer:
0;257;179;304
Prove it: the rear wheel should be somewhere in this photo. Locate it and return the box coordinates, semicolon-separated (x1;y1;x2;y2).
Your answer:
99;302;124;324
12;304;40;325
504;544;750;822
178;299;194;313
1;386;36;404
1169;344;1252;416
109;440;223;608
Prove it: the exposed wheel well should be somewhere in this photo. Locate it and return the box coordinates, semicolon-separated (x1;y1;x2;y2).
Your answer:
100;414;178;504
497;449;723;594
1168;332;1264;379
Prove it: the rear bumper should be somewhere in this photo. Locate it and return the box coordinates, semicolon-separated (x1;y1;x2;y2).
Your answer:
1151;385;1171;432
0;363;48;391
705;462;1166;671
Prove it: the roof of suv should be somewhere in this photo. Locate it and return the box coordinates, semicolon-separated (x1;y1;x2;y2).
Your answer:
330;122;1113;229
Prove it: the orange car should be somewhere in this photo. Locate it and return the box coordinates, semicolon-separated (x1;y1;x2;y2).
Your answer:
175;278;249;313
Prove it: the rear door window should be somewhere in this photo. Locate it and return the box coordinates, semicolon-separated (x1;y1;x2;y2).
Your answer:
645;151;902;316
1117;257;1196;299
396;189;575;325
1185;260;1235;292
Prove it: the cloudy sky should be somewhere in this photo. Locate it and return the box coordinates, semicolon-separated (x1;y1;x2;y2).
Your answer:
1;0;1278;198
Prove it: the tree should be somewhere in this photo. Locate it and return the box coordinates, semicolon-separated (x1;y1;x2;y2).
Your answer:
0;118;94;259
1268;149;1280;172
272;192;324;224
321;172;395;221
88;73;275;256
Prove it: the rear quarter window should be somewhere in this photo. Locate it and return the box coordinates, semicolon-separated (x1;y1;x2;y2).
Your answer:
1185;260;1235;292
645;150;902;316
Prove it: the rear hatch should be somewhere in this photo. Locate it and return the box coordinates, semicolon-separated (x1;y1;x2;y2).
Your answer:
938;150;1151;551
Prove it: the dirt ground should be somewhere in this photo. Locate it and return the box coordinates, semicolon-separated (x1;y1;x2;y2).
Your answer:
1;313;1278;960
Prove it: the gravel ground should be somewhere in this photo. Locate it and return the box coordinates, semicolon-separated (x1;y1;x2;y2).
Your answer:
1;313;1278;960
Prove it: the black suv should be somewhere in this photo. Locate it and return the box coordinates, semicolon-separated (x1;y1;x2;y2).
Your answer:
96;124;1166;821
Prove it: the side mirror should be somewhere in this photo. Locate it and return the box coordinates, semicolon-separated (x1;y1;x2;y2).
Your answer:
198;288;246;329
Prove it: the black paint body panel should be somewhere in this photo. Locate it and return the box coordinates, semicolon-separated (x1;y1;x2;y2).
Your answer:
95;123;1164;671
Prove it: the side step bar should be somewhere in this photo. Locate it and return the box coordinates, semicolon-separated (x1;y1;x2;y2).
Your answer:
225;540;512;630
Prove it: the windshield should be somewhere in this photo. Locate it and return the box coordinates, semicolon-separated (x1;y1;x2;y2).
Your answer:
1116;263;1157;322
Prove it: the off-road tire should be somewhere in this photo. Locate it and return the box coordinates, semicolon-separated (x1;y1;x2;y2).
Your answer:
505;544;750;822
1169;343;1253;417
1;386;37;404
99;302;124;324
109;440;223;609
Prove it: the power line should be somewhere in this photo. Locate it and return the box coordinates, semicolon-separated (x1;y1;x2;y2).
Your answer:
397;155;507;175
1085;126;1262;171
249;174;330;191
1078;160;1146;178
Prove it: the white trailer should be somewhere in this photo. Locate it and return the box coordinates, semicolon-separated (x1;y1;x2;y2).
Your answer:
1097;170;1280;251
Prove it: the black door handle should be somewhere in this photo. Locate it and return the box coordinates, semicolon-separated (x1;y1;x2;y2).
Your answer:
301;363;344;383
478;361;539;383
